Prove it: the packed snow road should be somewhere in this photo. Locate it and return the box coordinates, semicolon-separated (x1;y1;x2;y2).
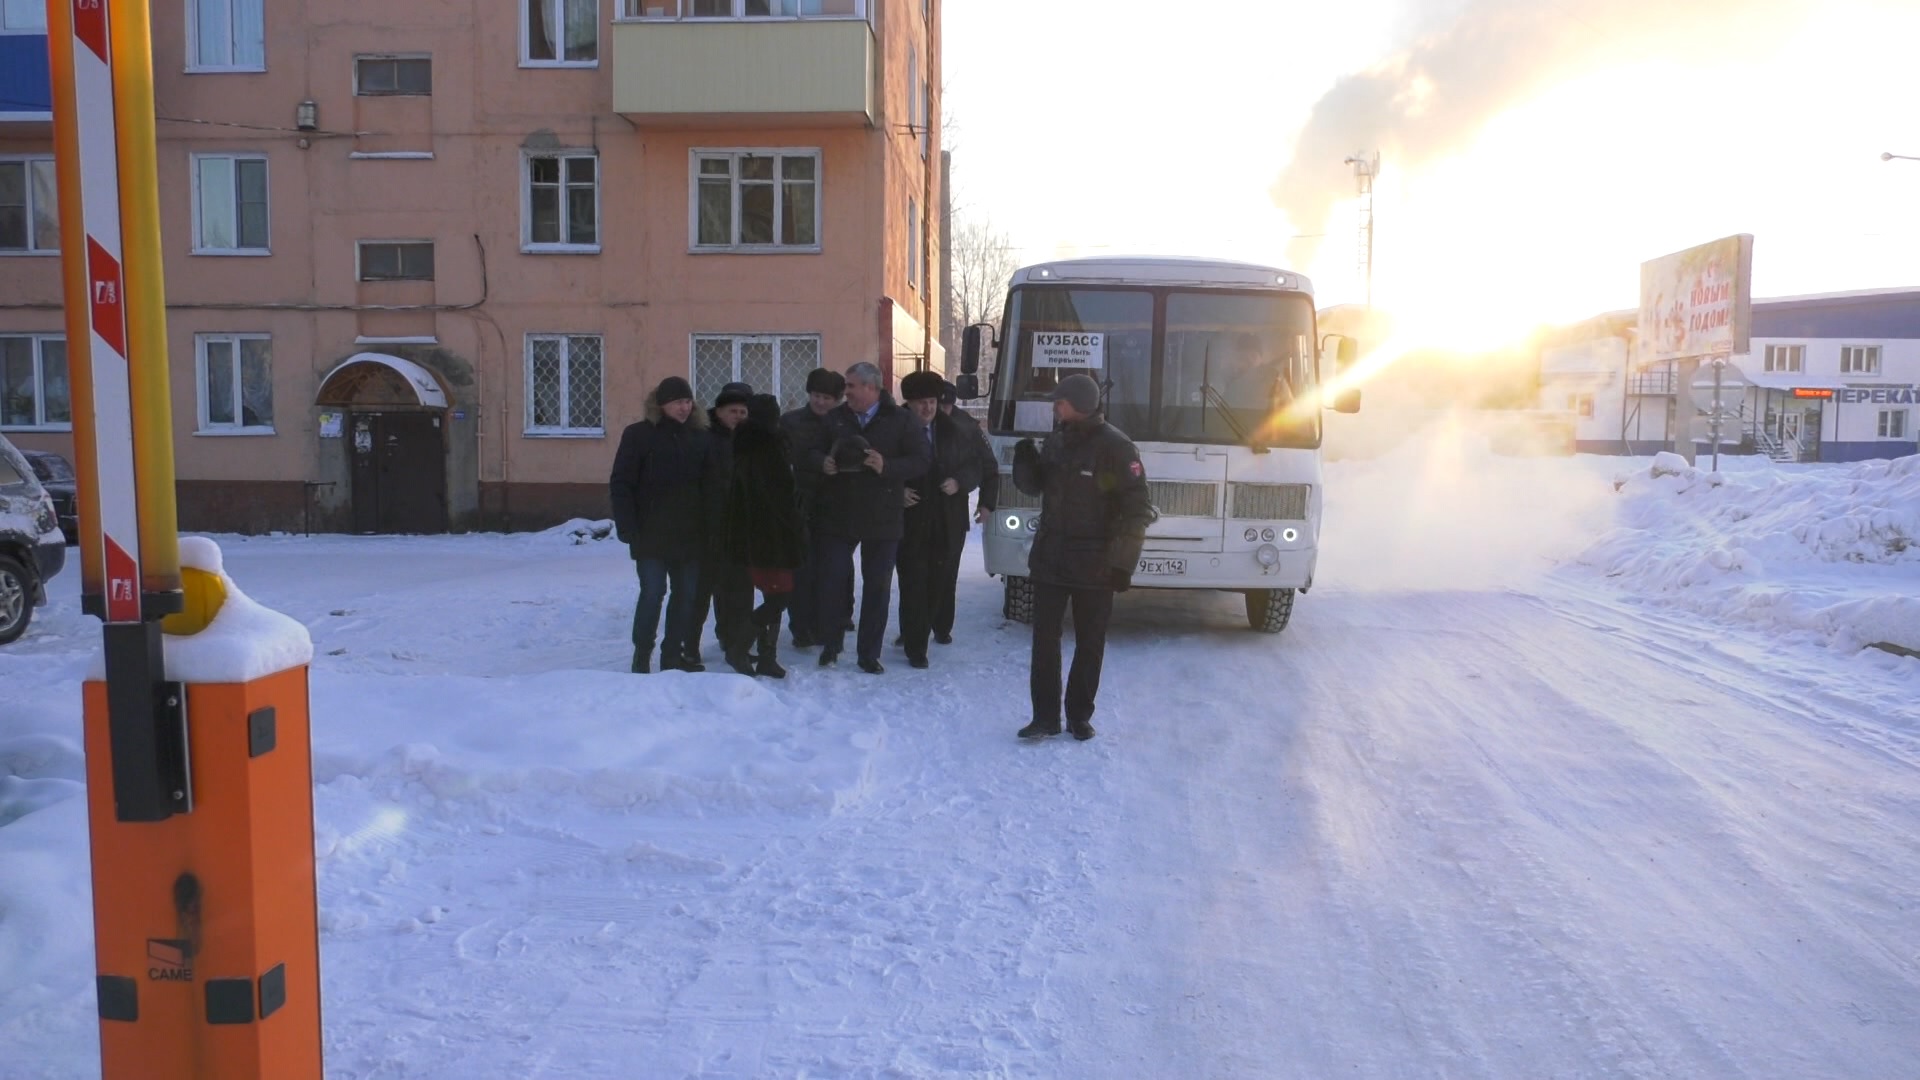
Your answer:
2;440;1916;1078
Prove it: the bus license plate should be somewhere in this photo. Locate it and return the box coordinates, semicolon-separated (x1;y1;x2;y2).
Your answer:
1137;558;1186;576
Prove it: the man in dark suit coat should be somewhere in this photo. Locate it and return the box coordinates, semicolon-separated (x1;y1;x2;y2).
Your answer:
896;371;984;668
807;362;931;673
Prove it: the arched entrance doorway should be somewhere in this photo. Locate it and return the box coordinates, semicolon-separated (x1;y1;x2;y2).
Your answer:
317;353;450;534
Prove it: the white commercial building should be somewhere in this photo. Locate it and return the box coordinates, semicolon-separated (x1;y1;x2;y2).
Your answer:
1540;288;1920;462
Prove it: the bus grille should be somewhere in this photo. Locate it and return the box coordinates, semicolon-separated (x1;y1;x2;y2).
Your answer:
1230;483;1309;520
1149;480;1218;518
998;485;1041;509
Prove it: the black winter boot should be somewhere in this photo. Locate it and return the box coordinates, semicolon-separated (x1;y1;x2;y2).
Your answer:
632;647;650;674
1018;719;1061;740
725;642;758;677
755;624;787;679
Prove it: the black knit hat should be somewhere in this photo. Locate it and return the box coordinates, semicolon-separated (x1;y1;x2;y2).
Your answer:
805;368;846;397
900;370;945;402
714;381;753;408
654;376;694;406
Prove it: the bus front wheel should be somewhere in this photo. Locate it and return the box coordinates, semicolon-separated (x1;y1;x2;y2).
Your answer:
1003;575;1034;624
1245;588;1295;634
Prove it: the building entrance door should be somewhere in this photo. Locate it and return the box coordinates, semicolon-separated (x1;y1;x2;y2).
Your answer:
349;411;447;534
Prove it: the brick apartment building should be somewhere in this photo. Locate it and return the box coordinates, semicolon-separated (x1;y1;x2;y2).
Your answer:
0;0;943;532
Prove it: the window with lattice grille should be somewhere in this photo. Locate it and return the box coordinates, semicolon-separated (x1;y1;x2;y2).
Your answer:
690;334;822;413
526;334;603;434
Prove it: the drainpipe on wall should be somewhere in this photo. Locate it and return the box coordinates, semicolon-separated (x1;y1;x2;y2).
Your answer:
919;0;936;373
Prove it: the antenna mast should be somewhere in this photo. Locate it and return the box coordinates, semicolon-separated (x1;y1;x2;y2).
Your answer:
1343;151;1379;310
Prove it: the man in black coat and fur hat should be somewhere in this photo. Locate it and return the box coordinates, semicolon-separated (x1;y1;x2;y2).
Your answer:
808;361;931;673
937;379;1000;644
690;381;754;671
896;370;984;667
779;367;846;649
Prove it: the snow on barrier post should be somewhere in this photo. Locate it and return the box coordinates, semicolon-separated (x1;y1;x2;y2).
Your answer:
46;0;325;1074
77;541;324;1078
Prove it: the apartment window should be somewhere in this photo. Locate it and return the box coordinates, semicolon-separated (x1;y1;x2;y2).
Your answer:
355;55;432;96
526;334;604;434
195;334;273;432
525;0;597;64
1840;345;1881;375
909;48;927;158
524;153;599;251
2;0;47;32
691;334;821;412
693;150;819;250
1763;344;1802;373
358;241;435;281
1880;409;1909;440
0;335;69;430
907;198;919;290
0;157;58;254
188;0;265;71
192;154;269;254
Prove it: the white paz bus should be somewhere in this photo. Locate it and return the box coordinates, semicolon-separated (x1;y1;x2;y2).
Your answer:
954;256;1360;633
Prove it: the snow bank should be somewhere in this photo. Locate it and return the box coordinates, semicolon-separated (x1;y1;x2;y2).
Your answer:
1577;454;1920;654
543;518;615;544
84;537;314;684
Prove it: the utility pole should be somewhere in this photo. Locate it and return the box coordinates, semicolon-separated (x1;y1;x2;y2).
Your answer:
1343;151;1379;310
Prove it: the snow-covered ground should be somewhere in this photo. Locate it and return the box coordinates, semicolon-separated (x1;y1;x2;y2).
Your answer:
3;420;1917;1078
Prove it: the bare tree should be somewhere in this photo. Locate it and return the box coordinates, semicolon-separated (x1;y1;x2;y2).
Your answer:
949;215;1020;332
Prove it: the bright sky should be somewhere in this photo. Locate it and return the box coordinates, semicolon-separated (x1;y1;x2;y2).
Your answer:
943;0;1920;354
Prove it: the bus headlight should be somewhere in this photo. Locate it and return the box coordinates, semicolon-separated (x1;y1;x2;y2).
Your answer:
1244;527;1258;542
1026;515;1040;532
1282;528;1299;543
1256;544;1280;568
1004;514;1021;532
1261;528;1276;542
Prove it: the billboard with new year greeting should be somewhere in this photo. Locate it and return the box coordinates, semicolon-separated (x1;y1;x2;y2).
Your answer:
1637;234;1754;365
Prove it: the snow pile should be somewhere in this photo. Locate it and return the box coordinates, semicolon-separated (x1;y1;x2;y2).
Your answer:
1577;454;1920;653
82;536;314;684
543;517;616;544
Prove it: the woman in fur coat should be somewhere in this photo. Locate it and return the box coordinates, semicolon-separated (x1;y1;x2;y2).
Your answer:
720;393;807;677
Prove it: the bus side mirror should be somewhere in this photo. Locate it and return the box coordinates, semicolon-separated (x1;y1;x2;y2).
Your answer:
1333;389;1362;414
1322;334;1359;369
954;373;981;400
961;323;994;375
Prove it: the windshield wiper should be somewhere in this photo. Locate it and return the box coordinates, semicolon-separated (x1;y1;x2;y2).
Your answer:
1200;381;1259;449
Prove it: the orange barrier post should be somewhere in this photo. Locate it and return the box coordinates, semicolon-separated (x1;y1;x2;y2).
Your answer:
81;664;325;1079
48;0;327;1070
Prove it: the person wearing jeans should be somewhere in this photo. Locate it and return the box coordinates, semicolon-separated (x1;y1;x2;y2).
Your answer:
610;375;714;673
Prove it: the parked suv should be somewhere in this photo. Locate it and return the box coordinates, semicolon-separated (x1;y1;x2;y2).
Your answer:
21;449;77;544
0;434;68;644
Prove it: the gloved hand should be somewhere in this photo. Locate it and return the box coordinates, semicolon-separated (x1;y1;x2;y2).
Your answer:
1013;438;1040;466
1108;567;1133;593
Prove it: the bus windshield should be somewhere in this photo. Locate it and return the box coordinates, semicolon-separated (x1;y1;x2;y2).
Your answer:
989;285;1321;448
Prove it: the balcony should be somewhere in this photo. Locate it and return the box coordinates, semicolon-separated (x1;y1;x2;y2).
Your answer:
612;1;874;128
0;33;54;125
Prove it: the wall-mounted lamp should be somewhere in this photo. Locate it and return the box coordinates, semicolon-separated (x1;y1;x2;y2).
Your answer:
296;100;318;132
